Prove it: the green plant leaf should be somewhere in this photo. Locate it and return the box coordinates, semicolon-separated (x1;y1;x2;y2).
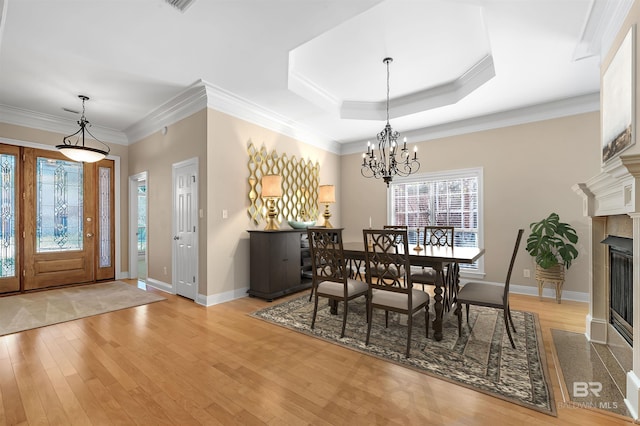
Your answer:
526;212;579;269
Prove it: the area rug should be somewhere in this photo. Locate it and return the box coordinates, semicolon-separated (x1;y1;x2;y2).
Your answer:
551;329;631;418
251;295;556;416
0;281;165;336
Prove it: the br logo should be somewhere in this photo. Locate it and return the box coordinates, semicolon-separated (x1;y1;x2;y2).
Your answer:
573;382;602;397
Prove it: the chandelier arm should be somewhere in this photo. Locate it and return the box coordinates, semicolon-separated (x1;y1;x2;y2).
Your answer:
82;126;111;154
61;127;84;146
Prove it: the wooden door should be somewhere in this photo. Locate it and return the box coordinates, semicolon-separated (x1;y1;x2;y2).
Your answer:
23;148;96;290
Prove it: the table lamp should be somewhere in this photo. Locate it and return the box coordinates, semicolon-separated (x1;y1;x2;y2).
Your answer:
262;174;283;230
319;184;335;228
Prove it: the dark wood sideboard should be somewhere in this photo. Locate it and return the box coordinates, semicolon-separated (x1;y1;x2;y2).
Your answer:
247;229;312;301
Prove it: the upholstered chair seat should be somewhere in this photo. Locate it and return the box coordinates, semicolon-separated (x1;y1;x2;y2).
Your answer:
455;229;524;349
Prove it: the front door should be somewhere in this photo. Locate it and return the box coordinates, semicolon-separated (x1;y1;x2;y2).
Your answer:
23;149;95;290
0;143;115;293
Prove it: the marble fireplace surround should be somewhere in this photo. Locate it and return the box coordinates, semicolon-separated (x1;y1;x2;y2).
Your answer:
574;153;640;418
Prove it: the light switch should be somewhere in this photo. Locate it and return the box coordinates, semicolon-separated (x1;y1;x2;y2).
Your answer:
222;209;228;219
199;209;204;218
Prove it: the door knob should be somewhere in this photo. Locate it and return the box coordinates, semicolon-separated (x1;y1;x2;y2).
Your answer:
86;233;93;238
173;236;180;240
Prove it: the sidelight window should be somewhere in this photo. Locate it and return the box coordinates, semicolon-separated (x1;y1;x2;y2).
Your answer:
0;154;15;277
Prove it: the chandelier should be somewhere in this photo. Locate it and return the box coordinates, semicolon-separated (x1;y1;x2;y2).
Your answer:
56;95;110;163
361;57;419;186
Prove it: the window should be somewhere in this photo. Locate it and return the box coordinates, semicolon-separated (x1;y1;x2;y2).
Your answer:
388;168;483;275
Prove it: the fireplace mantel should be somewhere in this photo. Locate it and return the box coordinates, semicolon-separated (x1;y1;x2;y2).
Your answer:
574;154;640;217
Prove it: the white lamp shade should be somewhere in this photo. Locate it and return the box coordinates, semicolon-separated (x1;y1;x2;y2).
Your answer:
319;185;336;204
261;174;283;198
57;146;107;163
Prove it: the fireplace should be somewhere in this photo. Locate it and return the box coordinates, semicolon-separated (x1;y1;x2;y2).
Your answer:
574;154;640;418
603;235;633;345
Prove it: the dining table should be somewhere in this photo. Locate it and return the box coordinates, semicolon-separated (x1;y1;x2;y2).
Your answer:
341;241;485;341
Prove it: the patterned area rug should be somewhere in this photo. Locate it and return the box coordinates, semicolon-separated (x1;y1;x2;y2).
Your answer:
0;281;165;336
251;295;556;416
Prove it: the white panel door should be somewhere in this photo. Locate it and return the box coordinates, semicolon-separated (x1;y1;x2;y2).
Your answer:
173;159;198;300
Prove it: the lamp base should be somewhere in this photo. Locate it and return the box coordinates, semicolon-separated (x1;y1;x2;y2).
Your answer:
264;217;280;231
264;198;280;230
323;204;333;228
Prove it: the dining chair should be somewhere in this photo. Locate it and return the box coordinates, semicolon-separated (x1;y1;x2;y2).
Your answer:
364;225;410;282
307;227;369;338
363;228;430;358
410;226;455;306
455;228;524;349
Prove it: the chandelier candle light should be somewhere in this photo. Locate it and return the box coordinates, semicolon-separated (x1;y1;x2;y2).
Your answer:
57;95;111;163
319;184;335;228
361;57;420;186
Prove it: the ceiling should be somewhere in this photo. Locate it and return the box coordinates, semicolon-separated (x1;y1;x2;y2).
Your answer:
0;0;632;154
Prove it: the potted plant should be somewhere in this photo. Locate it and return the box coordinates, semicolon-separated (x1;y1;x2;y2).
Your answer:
525;212;579;303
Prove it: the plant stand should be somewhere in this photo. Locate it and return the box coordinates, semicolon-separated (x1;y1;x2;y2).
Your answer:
535;264;565;303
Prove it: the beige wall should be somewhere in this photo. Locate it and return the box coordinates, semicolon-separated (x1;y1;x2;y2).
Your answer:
0;96;600;299
206;109;340;297
127;108;340;298
341;112;601;295
128;110;208;291
0;121;129;273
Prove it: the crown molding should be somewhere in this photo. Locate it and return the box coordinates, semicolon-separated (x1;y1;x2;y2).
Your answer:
0;103;128;145
340;92;600;155
199;80;342;154
0;86;600;157
125;79;342;154
574;0;634;61
288;55;341;116
341;55;496;120
124;80;208;143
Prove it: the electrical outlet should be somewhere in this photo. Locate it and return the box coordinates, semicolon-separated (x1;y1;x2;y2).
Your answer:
163;266;168;275
523;269;531;278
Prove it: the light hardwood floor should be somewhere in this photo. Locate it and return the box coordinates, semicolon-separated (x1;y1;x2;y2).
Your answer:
0;281;634;426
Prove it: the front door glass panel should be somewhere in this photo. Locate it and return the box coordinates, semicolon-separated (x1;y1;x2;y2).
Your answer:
0;154;16;277
98;166;111;267
36;157;83;252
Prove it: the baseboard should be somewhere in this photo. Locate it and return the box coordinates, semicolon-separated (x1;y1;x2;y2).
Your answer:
509;283;589;302
586;314;608;343
200;287;250;307
140;278;248;307
145;278;173;294
626;371;640;420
